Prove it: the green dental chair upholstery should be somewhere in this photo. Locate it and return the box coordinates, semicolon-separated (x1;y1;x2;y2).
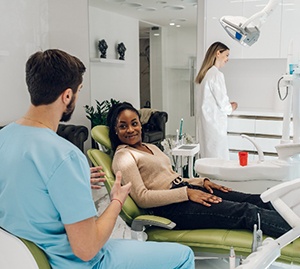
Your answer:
88;125;300;265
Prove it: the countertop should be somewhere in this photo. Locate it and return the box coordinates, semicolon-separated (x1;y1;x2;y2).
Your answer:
231;108;284;118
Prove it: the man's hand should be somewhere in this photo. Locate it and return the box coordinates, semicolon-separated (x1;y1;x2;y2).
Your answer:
90;166;106;189
110;171;131;206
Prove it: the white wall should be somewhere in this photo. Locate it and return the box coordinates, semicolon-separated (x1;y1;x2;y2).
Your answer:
0;0;289;143
48;0;91;127
0;0;91;124
224;59;286;112
89;7;140;109
0;0;49;125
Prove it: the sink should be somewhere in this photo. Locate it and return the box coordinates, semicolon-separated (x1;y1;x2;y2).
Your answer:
194;137;300;193
194;158;297;193
194;158;291;181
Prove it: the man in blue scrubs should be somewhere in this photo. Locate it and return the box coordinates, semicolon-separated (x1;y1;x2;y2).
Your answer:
0;49;194;269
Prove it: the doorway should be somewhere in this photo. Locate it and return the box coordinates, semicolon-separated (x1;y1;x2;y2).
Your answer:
139;38;150;108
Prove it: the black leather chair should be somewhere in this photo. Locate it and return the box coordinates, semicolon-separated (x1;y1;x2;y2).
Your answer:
0;124;89;152
57;124;88;152
140;111;168;149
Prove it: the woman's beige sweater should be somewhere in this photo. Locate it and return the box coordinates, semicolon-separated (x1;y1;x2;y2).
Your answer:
112;143;205;208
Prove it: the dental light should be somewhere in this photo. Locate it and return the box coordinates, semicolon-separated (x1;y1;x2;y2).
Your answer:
220;0;279;46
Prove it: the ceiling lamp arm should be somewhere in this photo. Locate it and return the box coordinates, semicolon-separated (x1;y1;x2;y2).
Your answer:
220;0;280;46
242;0;280;29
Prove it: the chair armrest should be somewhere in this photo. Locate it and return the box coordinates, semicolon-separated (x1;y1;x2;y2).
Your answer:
261;178;300;203
261;178;300;227
131;215;176;232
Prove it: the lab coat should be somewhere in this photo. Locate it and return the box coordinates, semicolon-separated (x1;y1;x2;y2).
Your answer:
196;65;233;160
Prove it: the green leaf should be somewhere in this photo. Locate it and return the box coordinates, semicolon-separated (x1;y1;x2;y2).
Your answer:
84;99;120;127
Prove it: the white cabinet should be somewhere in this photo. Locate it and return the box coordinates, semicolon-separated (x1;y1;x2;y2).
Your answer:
227;113;286;160
205;0;282;59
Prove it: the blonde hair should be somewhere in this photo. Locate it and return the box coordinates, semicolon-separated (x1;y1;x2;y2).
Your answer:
195;42;229;84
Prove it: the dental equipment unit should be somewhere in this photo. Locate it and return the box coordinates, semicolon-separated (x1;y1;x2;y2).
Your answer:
220;0;279;46
195;40;300;192
235;178;300;269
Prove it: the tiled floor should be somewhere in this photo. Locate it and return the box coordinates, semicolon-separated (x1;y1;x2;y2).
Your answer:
94;190;299;269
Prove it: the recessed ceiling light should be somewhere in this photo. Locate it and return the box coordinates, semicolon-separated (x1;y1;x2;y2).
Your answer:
105;0;126;2
175;18;187;22
122;2;142;8
182;0;197;3
163;5;185;11
170;22;175;26
176;25;181;28
137;7;157;11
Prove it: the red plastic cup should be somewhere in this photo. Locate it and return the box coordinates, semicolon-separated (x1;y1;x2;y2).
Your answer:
238;151;248;166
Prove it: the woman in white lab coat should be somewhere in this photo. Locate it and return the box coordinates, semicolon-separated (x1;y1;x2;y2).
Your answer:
195;42;238;160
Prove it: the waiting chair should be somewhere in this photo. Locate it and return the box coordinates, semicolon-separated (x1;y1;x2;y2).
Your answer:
88;125;300;265
57;123;89;152
138;108;168;149
0;227;51;269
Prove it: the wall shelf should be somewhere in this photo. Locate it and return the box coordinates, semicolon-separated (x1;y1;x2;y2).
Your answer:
90;58;125;64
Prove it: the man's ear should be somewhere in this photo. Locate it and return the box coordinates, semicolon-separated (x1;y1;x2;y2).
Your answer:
61;88;72;105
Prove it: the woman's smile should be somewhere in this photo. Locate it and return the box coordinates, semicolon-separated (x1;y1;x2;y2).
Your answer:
116;109;143;147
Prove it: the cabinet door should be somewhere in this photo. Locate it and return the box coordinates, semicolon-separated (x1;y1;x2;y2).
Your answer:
228;117;256;133
228;134;256;151
205;0;243;58
255;119;283;136
254;137;280;154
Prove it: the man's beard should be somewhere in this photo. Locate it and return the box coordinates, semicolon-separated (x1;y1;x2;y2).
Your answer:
60;95;75;122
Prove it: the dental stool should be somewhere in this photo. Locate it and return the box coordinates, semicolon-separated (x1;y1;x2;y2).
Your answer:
88;125;300;265
0;227;51;269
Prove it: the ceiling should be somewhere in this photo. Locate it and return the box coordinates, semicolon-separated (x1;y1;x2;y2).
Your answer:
89;0;198;38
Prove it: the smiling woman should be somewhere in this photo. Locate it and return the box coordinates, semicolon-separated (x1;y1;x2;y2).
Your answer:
195;41;238;160
107;102;146;152
107;101;291;239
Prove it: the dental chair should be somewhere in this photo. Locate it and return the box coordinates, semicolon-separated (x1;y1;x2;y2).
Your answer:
0;227;51;269
88;125;300;265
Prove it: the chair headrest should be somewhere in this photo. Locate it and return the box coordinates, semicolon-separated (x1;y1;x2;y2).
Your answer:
91;125;112;150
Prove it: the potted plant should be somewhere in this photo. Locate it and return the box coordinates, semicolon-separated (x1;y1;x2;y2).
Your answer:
84;98;119;127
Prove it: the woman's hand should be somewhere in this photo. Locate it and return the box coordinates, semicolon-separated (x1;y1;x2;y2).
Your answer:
231;101;238;111
110;171;132;206
90;166;106;189
204;179;231;194
187;188;222;207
